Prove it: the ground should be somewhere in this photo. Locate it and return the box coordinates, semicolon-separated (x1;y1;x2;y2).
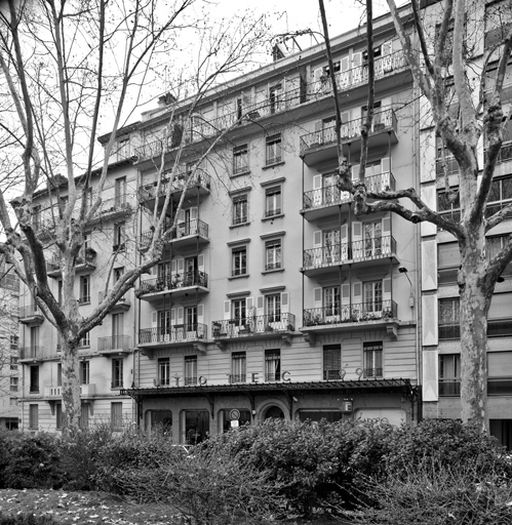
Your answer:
0;489;184;524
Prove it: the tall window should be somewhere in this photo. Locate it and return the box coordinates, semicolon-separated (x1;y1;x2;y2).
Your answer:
158;310;172;336
79;331;90;347
10;377;18;392
80;361;90;385
111;358;123;388
363;280;383;313
265;349;281;382
111;402;123;431
29;404;39;430
10;356;18;370
265;239;282;270
232;195;248;225
363;341;383;378
233;144;249;175
113;267;124;283
30;326;39;353
158;358;170;386
79;275;90;304
114;177;127;207
265;133;282;165
112;312;124;347
265;293;281;323
232;298;247;326
323;286;340;316
30;365;39;393
486;175;512;218
185;355;198;385
269;83;283;114
265;186;282;217
439;297;460;339
437;188;461;222
113;223;125;251
185;306;197;332
232;246;247;276
323;345;341;380
231;352;246;383
363;220;382;257
57;363;62;387
56;403;63;430
439;354;461;396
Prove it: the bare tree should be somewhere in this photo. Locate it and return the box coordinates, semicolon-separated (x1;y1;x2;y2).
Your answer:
319;0;512;430
0;0;270;432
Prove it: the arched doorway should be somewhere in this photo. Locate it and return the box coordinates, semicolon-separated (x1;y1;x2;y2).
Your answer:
263;405;285;420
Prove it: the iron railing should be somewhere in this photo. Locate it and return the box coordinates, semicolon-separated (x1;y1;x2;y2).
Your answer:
139;323;208;345
212;312;296;338
138;171;211;202
300;108;396;154
19;304;43;319
303;235;396;269
303;300;397;326
97;335;132;352
172;219;209;240
137;271;208;295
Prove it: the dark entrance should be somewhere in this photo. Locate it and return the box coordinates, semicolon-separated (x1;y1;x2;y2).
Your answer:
263;405;285;420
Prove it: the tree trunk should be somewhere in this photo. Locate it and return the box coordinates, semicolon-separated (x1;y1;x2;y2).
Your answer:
459;225;491;431
60;337;81;433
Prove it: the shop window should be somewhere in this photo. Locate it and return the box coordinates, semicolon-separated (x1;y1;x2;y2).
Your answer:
490;419;512;450
185;410;209;445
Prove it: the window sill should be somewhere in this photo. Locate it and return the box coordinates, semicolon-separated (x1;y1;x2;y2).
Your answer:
231;169;251;178
228;274;249;281
262;160;285;170
262;268;284;275
229;222;251;229
262;213;284;222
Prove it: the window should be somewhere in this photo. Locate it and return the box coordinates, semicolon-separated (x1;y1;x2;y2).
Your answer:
111;358;123;388
269;83;283;114
265;349;281;382
363;280;383;313
158;358;170;386
29;404;39;430
113;267;124;282
185;355;197;385
9;398;18;407
113;223;125;251
80;361;90;385
79;275;90;304
323;345;341;380
363;220;382;257
265;293;281;323
486;176;512;218
232;195;248;225
10;377;18;392
158;310;172;337
265;239;282;270
57;363;62;387
264;186;282;217
323;286;340;316
490;420;512;450
439;354;460;396
323;61;340;76
112;312;124;346
232;246;247;276
485;0;512;47
230;352;246;383
233;144;249;175
265;133;282;165
30;326;39;353
185;410;209;445
114;177;127;207
79;331;90;348
363;341;383;378
10;356;18;370
437;188;461;221
185;306;197;332
10;335;18;350
111;402;123;431
439;297;460;339
231;298;247;327
29;365;39;393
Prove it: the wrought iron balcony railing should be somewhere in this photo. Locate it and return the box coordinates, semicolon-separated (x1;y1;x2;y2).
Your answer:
139;323;208;345
97;335;132;352
212;312;295;338
138;171;211;202
171;219;209;240
137;271;208;296
303;300;397;326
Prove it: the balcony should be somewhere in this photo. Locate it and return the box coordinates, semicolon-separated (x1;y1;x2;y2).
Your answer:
43;384;96;398
46;248;97;278
211;313;295;348
97;291;131;312
300;108;398;166
302;172;396;221
97;335;132;355
136;272;208;300
302;235;398;276
19;305;44;326
19;346;55;363
171;219;209;248
90;197;132;224
302;300;398;343
138;323;208;352
138;171;211;210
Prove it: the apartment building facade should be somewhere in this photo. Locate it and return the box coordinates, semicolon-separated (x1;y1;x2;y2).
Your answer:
17;1;512;448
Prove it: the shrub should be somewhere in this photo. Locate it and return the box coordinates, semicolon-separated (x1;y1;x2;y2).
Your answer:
0;514;57;525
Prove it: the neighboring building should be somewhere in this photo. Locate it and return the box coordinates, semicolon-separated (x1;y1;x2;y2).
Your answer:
16;1;512;449
0;257;20;430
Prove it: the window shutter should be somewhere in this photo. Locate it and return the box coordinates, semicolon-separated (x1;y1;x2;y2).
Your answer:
171;259;177;274
177;307;184;325
314;120;323;131
256;295;264;316
224;300;231;320
313;174;322;189
353;281;362;304
190;207;198;219
352;221;362;260
198;254;205;271
382;277;392;300
341;284;350;305
341;56;350;71
340;224;349;260
177;209;185;222
281;292;289;313
170;308;176;323
382;215;391;234
352;51;362;67
152;311;158;327
197;304;204;322
380;156;391;173
313;231;322;247
246;297;253;312
314;287;322;308
177;258;185;273
351;163;360;181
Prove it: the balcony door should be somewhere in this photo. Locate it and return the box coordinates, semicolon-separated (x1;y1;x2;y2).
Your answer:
184;256;197;286
363;220;382;258
323;228;341;264
323;286;341;320
363;280;383;315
